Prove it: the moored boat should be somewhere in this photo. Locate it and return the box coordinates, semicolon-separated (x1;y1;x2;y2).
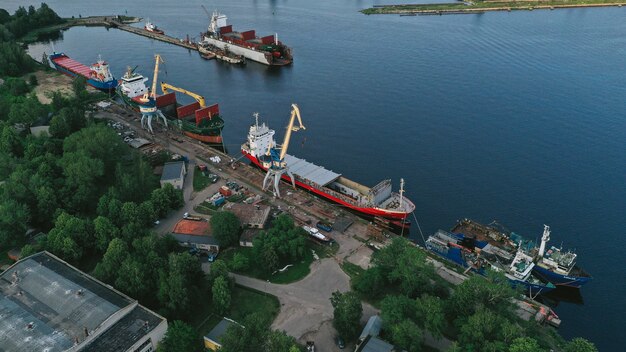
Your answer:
198;42;245;65
241;112;415;221
144;21;164;35
48;53;118;93
451;219;592;288
425;230;556;296
201;11;292;66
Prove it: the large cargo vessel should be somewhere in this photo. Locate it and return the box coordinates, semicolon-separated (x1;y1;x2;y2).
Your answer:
48;53;118;93
241;115;415;221
117;65;224;144
451;219;592;288
201;11;292;66
425;230;556;296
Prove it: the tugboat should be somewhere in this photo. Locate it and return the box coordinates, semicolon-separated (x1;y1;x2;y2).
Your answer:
451;219;592;288
198;42;245;65
425;230;556;296
144;21;164;34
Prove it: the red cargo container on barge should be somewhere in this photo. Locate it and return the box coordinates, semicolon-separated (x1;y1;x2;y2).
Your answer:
241;114;415;222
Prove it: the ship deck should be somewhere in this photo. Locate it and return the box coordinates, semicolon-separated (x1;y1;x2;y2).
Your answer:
284;154;341;187
52;56;92;77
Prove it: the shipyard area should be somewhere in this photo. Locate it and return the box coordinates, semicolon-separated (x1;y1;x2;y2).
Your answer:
0;3;600;352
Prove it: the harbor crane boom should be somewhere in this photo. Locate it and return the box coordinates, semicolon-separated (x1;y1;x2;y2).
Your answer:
139;54;167;134
262;104;305;197
160;82;206;108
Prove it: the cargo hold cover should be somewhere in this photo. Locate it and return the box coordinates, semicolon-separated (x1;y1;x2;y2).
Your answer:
284;154;341;186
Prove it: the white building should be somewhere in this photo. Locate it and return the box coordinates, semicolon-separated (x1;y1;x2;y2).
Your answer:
160;161;186;190
0;252;168;352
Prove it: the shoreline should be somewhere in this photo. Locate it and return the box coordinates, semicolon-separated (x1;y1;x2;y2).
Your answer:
362;1;626;15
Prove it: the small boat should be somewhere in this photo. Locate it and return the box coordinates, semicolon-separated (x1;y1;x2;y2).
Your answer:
302;226;332;244
144;21;164;35
198;42;245;65
426;230;556;296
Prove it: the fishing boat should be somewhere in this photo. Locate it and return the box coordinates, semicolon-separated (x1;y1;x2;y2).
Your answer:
425;230;556;296
48;53;118;93
452;219;592;288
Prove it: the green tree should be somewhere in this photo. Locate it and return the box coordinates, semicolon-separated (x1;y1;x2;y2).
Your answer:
414;295;445;339
94;238;129;282
231;252;249;271
330;291;363;340
509;337;545;352
380;295;416;326
28;74;37;86
220;313;270;352
564;338;598;352
211;211;241;248
0;125;22;157
157;320;203;352
20;244;37;258
212;275;232;315
389;319;423;352
158;252;204;319
93;216;119;252
447;271;517;321
265;330;299;351
457;308;522;352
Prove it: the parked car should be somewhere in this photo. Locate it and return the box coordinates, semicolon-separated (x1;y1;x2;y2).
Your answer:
306;341;315;352
335;336;345;349
207;251;218;262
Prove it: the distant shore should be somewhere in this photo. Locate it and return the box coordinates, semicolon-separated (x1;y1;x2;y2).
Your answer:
18;15;141;44
361;1;626;15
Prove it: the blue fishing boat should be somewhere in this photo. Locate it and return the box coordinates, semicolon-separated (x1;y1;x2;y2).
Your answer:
425;230;556;296
452;219;592;288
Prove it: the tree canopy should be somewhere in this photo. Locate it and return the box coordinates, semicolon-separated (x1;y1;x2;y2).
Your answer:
210;211;241;248
330;290;363;340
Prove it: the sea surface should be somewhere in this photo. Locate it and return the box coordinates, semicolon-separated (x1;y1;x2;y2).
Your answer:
3;0;625;349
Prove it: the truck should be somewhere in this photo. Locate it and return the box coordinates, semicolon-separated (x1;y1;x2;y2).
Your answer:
316;221;333;232
183;213;203;221
219;186;232;197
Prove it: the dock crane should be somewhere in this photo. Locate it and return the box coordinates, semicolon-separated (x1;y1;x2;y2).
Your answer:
160;82;206;108
261;104;305;197
139;54;168;133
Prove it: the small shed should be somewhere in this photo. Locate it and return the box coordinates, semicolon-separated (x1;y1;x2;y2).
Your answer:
223;203;271;229
359;315;382;341
204;318;239;351
239;229;261;247
160;161;186;190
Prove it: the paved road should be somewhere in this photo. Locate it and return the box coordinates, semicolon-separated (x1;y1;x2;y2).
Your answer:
232;258;379;352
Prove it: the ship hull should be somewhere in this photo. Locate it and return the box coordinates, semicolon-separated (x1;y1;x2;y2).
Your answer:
243;151;410;220
203;37;290;66
533;265;592;288
183;131;223;144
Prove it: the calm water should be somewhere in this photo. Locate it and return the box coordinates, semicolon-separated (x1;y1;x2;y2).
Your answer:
4;0;625;349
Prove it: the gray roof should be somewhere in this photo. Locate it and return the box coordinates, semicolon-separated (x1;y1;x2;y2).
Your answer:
0;252;165;352
82;305;163;352
161;161;185;181
359;315;382;340
284;154;341;186
171;233;219;246
205;318;237;345
359;336;394;352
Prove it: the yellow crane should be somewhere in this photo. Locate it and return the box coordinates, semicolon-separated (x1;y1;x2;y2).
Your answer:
139;54;168;134
262;104;305;197
160;82;206;108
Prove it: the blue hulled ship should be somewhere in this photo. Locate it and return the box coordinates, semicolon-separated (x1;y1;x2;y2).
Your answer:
425;230;556;296
48;52;118;93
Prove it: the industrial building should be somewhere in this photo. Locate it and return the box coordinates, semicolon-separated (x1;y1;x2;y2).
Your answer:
159;161;186;189
223;203;271;229
172;219;219;252
0;252;167;352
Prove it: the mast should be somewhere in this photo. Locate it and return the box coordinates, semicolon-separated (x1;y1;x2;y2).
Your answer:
253;112;259;130
538;225;551;258
399;178;405;208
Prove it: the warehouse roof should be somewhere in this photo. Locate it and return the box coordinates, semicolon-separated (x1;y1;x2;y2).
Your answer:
357;336;394;352
0;252;166;352
204;318;239;347
161;161;185;181
222;203;271;228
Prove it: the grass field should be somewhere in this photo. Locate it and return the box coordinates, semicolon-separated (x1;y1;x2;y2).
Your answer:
193;169;212;191
220;240;338;284
193;285;280;338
